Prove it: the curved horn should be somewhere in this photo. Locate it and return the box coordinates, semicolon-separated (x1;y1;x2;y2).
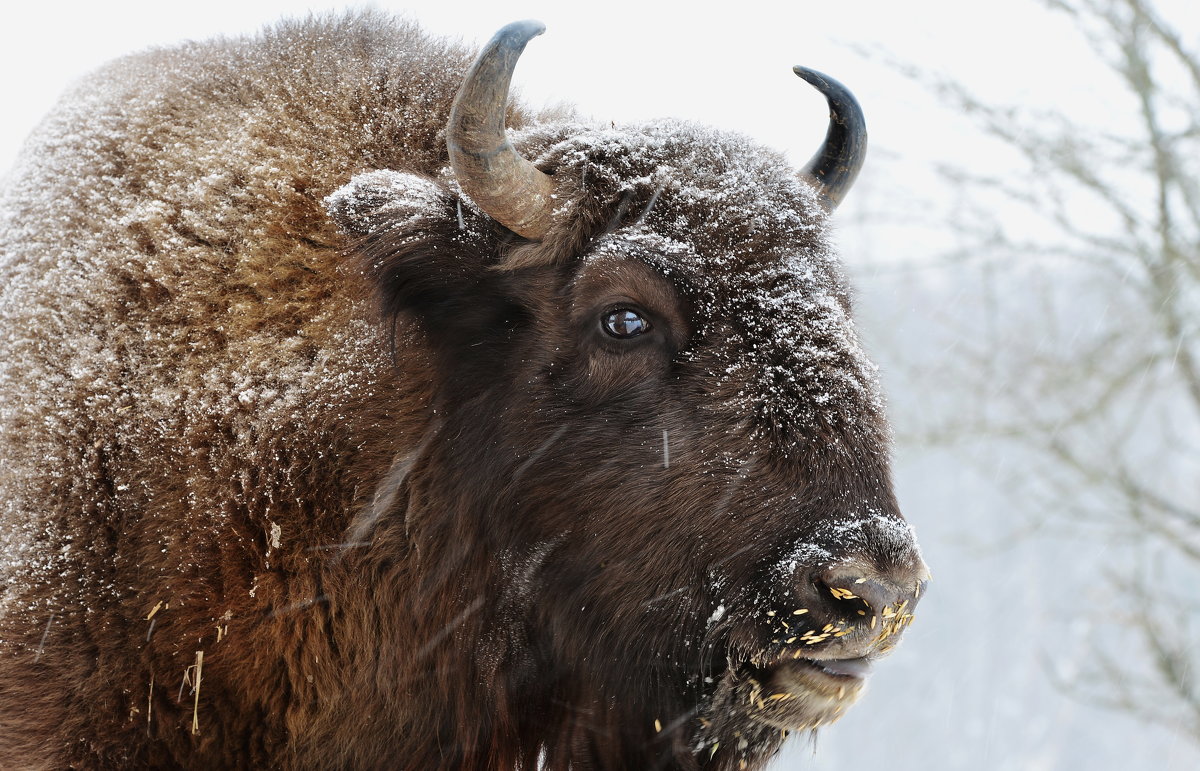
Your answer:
793;67;867;211
448;20;557;240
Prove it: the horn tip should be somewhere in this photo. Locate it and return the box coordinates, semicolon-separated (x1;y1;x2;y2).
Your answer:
495;19;547;45
792;66;829;92
792;65;867;212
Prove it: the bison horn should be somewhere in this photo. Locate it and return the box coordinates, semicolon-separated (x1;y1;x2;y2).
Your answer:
793;66;867;211
447;20;558;241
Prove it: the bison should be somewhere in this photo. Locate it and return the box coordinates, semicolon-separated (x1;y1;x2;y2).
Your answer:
0;12;928;770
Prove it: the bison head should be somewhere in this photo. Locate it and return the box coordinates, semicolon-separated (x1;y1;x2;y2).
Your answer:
326;20;927;771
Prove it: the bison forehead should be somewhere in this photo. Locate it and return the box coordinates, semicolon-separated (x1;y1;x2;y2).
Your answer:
523;120;885;435
525;118;824;241
585;227;882;440
593;228;883;437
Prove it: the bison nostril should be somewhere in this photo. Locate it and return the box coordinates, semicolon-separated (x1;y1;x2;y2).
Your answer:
824;577;898;614
811;561;927;636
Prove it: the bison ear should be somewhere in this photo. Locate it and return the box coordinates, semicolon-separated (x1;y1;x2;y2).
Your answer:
326;170;515;345
326;169;456;239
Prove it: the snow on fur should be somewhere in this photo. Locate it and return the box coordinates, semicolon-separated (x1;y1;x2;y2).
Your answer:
0;12;921;771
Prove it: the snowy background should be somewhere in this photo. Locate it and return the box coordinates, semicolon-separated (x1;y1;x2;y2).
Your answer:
4;1;1199;768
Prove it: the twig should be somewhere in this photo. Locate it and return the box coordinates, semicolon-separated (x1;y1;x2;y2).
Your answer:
192;651;204;735
34;612;55;663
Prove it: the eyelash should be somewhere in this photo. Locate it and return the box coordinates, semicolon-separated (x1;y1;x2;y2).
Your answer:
600;307;652;339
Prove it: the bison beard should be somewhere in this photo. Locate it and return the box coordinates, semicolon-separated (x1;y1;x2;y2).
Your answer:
0;12;928;771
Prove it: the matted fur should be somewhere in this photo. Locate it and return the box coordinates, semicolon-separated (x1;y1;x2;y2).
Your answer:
0;12;925;770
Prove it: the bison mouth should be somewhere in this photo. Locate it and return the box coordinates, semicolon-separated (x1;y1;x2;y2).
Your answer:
734;653;870;729
698;650;871;740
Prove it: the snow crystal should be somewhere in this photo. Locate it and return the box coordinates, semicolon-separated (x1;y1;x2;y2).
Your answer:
772;540;835;584
771;508;922;584
706;603;728;629
498;536;566;609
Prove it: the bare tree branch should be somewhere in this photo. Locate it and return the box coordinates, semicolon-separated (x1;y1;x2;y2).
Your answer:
899;0;1200;745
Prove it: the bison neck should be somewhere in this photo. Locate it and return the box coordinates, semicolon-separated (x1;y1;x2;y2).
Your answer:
299;449;742;770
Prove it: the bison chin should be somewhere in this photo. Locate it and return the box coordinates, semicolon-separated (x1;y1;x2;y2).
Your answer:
690;623;875;767
689;657;865;767
718;655;866;730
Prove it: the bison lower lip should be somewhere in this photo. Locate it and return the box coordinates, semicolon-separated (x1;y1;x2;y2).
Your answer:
804;655;873;679
737;656;869;730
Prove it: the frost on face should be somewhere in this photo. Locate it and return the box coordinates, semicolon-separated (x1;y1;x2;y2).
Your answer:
772;540;836;587
528;119;885;440
771;508;921;587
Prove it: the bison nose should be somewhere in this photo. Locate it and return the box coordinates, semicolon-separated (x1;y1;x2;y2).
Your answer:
801;558;929;650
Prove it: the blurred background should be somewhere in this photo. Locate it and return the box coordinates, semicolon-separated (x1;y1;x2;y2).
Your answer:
3;1;1197;767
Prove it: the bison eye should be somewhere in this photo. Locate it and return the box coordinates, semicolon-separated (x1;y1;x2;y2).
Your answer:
601;308;651;339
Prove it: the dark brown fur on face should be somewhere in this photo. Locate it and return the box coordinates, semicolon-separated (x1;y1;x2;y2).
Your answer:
0;12;927;770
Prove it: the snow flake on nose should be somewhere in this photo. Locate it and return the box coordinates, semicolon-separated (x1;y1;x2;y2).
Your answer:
772;508;923;588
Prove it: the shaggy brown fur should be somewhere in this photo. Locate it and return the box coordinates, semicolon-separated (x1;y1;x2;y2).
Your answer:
0;12;926;770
